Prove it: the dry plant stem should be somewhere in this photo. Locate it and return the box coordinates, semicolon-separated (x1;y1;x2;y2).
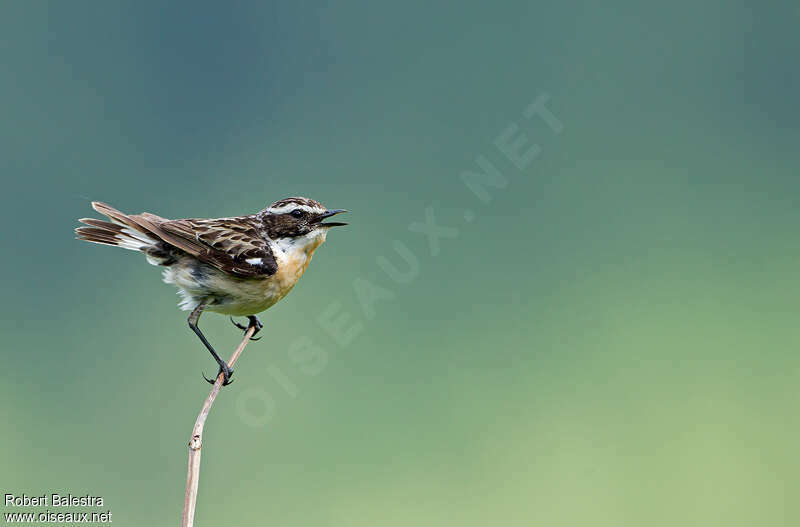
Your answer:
181;325;256;527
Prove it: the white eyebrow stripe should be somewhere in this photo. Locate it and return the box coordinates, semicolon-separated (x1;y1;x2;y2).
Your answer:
266;204;326;214
245;257;263;265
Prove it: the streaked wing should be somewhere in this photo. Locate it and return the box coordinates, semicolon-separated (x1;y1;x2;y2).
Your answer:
135;214;278;278
84;202;277;278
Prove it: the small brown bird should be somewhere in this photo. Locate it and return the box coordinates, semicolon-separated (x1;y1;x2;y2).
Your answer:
76;197;347;385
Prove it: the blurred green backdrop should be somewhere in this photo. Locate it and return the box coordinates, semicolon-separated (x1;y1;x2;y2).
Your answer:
1;1;799;526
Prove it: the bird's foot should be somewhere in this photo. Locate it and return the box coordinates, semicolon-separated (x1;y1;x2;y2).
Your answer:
203;362;234;386
230;315;263;341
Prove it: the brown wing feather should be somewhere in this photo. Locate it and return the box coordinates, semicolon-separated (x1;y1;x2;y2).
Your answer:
158;217;278;277
88;202;277;278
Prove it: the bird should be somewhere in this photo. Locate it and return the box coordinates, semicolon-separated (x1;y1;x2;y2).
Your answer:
76;197;348;386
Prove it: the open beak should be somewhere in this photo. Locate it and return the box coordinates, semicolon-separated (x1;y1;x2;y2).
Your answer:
314;209;348;227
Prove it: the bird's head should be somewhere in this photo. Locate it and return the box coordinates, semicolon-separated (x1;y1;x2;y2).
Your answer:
260;197;347;253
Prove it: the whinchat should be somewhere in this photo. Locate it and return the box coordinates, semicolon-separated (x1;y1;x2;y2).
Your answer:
76;197;348;385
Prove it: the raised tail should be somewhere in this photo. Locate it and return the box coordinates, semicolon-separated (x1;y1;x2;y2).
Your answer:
76;202;156;249
76;202;177;266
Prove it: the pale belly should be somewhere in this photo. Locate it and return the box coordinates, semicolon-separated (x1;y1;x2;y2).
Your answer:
164;250;315;316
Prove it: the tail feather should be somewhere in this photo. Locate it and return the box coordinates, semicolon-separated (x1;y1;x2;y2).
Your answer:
90;201;152;234
78;217;123;232
75;226;120;242
76;202;160;252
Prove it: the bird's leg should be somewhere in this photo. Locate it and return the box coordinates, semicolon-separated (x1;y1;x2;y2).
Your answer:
188;302;234;386
230;315;263;341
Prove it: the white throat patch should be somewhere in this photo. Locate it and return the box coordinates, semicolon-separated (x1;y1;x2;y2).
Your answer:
271;229;328;257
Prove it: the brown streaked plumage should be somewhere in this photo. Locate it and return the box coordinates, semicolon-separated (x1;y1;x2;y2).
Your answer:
76;197;348;385
80;202;278;277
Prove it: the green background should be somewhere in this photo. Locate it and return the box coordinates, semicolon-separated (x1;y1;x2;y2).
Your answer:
2;1;799;525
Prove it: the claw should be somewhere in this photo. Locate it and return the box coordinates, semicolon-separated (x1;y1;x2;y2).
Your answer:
230;316;248;331
203;363;234;386
231;315;264;340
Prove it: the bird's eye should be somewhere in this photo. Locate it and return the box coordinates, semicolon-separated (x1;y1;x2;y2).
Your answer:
290;209;304;218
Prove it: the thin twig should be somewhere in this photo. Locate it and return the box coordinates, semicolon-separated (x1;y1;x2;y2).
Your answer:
181;326;256;527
